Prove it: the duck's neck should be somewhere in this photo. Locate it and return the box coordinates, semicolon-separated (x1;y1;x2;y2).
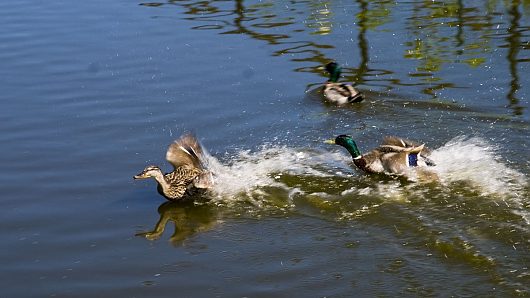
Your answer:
152;170;170;192
342;139;362;159
329;68;341;83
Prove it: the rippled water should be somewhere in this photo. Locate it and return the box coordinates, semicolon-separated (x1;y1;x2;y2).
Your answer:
1;0;529;296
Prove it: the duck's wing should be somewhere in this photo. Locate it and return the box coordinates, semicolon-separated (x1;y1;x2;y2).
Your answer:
166;134;206;171
374;145;425;175
379;143;437;168
382;136;423;147
382;136;432;155
359;147;409;174
342;84;363;103
379;152;409;174
379;143;425;154
323;83;363;104
323;83;350;104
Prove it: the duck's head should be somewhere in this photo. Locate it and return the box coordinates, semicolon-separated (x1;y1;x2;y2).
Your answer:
325;62;341;82
324;134;362;158
134;165;163;179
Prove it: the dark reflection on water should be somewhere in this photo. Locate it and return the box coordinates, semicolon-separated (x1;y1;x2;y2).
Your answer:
136;200;218;245
354;0;370;86
506;1;524;116
141;0;528;115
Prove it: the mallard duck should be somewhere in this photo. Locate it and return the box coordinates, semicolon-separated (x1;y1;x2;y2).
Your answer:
325;135;436;176
322;62;364;104
134;134;213;201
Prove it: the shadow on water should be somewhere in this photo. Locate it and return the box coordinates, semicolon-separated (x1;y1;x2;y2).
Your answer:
140;0;528;117
136;200;219;246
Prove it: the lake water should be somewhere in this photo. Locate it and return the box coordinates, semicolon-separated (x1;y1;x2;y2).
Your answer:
1;0;529;296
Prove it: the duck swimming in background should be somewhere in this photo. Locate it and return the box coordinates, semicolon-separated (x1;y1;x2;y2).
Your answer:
323;62;364;104
325;135;436;177
134;134;213;201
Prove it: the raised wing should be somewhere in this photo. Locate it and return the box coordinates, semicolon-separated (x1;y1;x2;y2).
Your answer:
166;133;205;170
382;136;432;155
379;144;425;154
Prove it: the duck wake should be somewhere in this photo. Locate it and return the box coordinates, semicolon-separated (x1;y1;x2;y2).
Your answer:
199;137;527;213
429;136;527;196
203;145;340;201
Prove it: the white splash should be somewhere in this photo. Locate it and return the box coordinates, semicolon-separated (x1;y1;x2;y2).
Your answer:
202;145;340;200
197;136;527;214
429;136;527;196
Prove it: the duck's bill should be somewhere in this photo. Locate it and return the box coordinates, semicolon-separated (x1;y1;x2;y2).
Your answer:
133;173;148;179
324;139;336;144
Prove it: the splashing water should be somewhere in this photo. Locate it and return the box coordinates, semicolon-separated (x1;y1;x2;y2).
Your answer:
199;136;527;209
430;136;527;196
429;136;529;225
202;145;342;201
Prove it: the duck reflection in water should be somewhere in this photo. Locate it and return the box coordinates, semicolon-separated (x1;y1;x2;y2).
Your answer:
136;200;218;245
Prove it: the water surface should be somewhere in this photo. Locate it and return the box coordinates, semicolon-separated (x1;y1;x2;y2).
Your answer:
1;0;529;296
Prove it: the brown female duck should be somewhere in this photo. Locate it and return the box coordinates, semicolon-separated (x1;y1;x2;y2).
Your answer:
134;134;213;200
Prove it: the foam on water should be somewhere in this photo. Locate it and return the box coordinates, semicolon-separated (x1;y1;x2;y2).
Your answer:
202;145;341;200
199;137;527;217
429;136;527;196
430;136;529;225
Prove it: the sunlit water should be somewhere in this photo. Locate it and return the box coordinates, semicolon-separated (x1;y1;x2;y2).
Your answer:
1;0;529;296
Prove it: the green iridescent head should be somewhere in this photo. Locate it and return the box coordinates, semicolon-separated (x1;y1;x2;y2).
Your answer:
325;134;362;158
325;62;341;83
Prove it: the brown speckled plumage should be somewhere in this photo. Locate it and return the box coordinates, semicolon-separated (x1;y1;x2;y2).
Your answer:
155;166;203;200
134;134;213;201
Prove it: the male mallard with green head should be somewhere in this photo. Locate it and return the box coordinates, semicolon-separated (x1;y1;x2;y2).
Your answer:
323;62;364;104
325;135;436;176
134;134;213;201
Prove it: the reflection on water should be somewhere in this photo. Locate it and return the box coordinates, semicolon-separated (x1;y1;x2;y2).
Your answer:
306;2;332;36
140;0;528;115
1;0;528;296
506;1;524;116
136;201;218;245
